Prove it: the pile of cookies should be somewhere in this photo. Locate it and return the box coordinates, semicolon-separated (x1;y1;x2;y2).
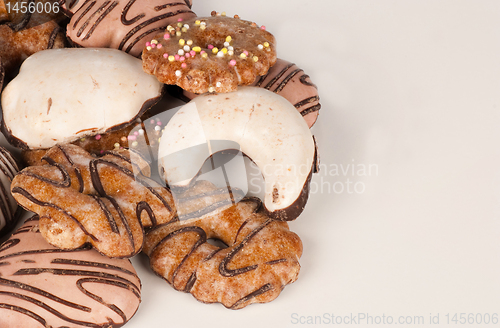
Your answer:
0;0;321;326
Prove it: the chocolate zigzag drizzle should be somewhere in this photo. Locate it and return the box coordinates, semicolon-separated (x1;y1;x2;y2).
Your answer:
0;217;141;327
253;60;321;118
65;0;195;56
143;181;303;309
11;144;176;258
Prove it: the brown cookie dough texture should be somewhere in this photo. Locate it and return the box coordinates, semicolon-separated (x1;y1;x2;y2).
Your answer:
0;215;141;327
11;144;176;258
142;13;277;94
180;58;322;128
143;181;302;309
0;0;65;84
61;0;195;57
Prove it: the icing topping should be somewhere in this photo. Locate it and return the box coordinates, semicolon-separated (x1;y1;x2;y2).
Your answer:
1;48;163;150
158;87;315;215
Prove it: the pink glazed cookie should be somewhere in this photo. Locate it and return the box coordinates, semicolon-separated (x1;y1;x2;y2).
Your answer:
60;0;196;57
0;216;142;327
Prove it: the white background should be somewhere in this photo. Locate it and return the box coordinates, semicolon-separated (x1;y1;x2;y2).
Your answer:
4;0;500;327
126;1;500;327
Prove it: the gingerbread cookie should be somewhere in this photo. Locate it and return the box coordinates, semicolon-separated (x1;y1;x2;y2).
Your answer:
0;215;141;327
11;144;176;258
0;0;65;84
143;181;302;309
61;0;196;57
142;12;277;94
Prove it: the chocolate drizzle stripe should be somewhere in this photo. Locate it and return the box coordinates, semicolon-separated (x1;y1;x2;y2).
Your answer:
0;239;20;253
13;268;140;294
82;1;119;41
105;195;137;253
300;104;321;116
72;0;96;29
230;283;273;309
300;74;318;88
0;278;91;312
0;246;91;262
77;1;110;38
151;226;206;286
121;0;145;25
76;277;135;323
53;144;85;193
118;9;195;51
203;248;222;262
11;187;99;242
19;161;71;188
294;96;320;109
219;219;273;277
263;63;295;90
51;258;138;278
154;2;185;11
47;25;62;49
0;303;47;326
183;271;197;292
136;201;157;226
0;291;103;327
265;258;287;265
123;26;168;53
0;261;9;266
183;0;192;9
273;69;304;94
0;148;17;177
91;195;119;234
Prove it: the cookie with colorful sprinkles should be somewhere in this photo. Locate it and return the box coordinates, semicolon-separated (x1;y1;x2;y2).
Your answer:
142;11;277;94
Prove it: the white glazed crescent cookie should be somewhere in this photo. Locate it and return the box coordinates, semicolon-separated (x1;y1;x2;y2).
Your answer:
1;48;163;150
0;216;141;328
158;87;317;221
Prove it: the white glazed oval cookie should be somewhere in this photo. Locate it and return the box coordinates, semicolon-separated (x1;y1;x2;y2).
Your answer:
0;216;142;327
158;86;317;221
1;48;163;150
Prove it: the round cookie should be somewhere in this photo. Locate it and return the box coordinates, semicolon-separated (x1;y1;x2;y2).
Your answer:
178;58;322;128
61;0;196;57
1;48;163;150
0;146;19;237
142;12;277;94
11;144;176;258
143;181;302;309
0;215;142;327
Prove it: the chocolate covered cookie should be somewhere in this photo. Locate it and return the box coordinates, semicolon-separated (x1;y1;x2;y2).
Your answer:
0;146;19;237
